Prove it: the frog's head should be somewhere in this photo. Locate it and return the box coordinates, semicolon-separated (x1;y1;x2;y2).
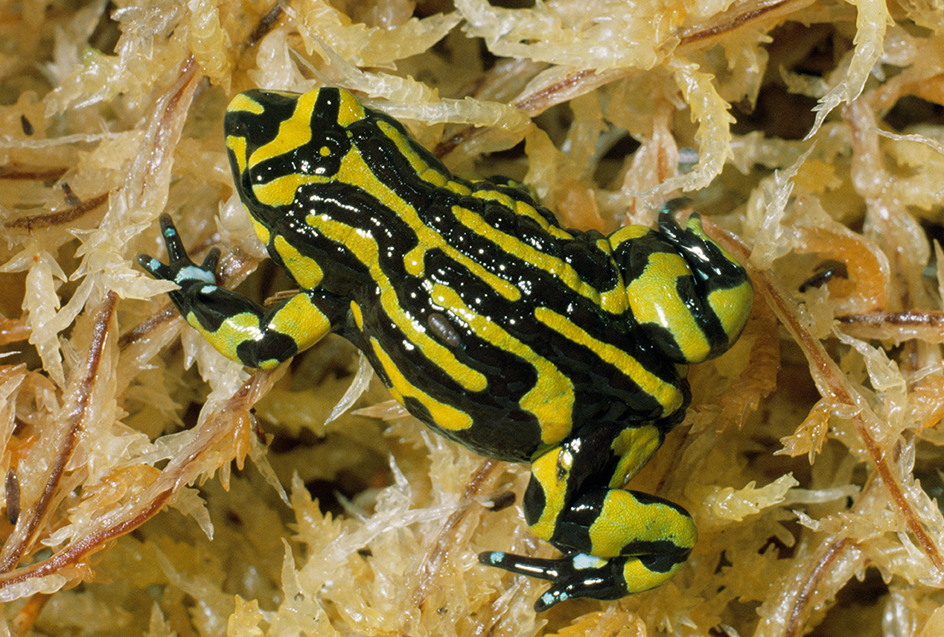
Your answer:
224;88;367;214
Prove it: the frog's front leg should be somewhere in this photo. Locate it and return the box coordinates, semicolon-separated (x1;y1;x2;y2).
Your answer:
480;421;696;611
138;214;347;369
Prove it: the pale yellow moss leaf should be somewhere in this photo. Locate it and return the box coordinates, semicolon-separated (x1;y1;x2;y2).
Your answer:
187;0;233;90
226;597;264;637
295;0;461;68
146;604;176;637
661;58;733;195
701;474;799;522
1;243;68;386
249;28;306;92
456;0;679;71
777;398;832;460
919;606;944;637
808;0;890;135
325;352;373;424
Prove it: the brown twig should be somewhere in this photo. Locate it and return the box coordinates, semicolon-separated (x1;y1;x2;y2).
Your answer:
0;291;117;574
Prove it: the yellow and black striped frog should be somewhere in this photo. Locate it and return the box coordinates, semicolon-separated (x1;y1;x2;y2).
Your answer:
139;87;753;611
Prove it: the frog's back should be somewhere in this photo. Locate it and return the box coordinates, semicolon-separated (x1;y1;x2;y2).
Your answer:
337;142;687;460
222;87;688;460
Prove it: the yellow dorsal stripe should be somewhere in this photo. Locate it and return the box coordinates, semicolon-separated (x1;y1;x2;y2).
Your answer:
357;119;628;313
313;215;487;394
250;90;320;164
333;147;522;301
430;284;575;445
450;204;628;314
534;307;684;414
370;337;474;432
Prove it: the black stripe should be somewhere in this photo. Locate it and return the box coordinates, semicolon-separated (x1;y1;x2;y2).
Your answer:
224;90;299;156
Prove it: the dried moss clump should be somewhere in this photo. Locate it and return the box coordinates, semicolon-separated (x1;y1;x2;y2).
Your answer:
1;1;944;636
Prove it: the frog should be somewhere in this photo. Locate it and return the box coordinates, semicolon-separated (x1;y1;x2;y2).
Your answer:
139;86;753;611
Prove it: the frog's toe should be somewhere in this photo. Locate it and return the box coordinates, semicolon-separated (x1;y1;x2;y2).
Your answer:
480;550;562;582
157;213;191;262
137;253;173;281
480;551;632;611
200;246;221;273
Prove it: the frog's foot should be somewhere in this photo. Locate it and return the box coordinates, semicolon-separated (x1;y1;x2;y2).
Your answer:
480;550;686;612
138;214;220;294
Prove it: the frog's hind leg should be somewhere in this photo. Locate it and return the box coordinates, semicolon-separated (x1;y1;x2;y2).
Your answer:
479;421;696;611
609;204;752;365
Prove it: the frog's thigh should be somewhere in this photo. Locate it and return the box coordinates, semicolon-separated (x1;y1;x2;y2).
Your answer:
230;289;347;369
264;289;345;352
524;432;696;560
562;489;696;559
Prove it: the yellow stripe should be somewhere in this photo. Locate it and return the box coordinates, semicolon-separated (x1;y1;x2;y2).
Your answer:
335;89;366;126
350;301;364;330
331;147;522;302
608;224;649;247
225;134;248;174
370;337;473;431
534;307;684;414
313;216;487;393
250;90;319;164
274;236;323;289
226;93;265;115
377;120;448;188
626;252;711;363
191;294;331;370
249;216;270;244
267;293;331;352
447;181;471;196
252;171;322;207
708;282;753;343
189;310;268;367
473;188;573;242
403;245;425;276
430;284;574;445
528;448;570;541
609;425;660;488
621;559;682;594
587;491;696;558
451;204;628;314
